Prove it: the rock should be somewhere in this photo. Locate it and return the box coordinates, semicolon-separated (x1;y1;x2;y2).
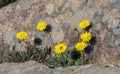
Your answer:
46;3;54;15
34;31;53;48
94;22;102;31
0;61;50;74
4;31;16;50
56;10;73;24
95;44;120;67
51;26;64;44
0;61;120;74
45;17;64;44
104;31;115;47
62;25;79;48
0;0;120;66
115;39;120;50
0;10;7;21
76;65;120;74
16;0;42;10
59;2;71;14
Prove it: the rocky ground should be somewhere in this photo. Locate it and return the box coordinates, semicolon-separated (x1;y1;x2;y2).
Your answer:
0;0;120;73
0;61;120;74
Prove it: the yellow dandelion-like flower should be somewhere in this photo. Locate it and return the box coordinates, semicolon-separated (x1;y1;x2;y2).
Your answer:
75;42;87;51
16;31;28;40
80;32;92;42
54;43;67;54
36;21;47;31
78;20;91;29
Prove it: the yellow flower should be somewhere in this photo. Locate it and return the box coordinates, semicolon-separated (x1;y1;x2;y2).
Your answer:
54;43;67;54
36;21;47;31
78;20;91;29
16;31;28;40
80;32;92;42
75;42;87;51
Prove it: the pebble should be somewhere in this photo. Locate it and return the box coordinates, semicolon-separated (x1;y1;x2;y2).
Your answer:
46;3;54;15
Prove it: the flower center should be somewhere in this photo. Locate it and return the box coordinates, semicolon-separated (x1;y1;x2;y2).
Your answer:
60;46;63;50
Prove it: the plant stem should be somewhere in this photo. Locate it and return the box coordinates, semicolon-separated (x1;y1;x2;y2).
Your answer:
48;32;55;46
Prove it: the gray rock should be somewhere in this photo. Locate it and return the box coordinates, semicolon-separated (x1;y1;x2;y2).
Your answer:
0;61;120;74
4;31;16;51
0;31;2;36
0;61;49;74
94;22;102;31
0;0;120;67
115;39;120;50
51;27;64;44
78;65;120;74
105;31;115;47
0;10;7;21
46;3;54;15
70;5;77;15
60;2;71;14
107;17;120;34
35;32;53;48
45;17;64;44
16;0;41;10
113;27;120;34
4;31;16;45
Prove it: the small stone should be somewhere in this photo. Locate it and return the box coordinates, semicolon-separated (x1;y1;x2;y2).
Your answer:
16;0;41;10
107;19;119;30
115;39;120;50
4;31;16;45
113;25;120;34
94;23;102;31
105;31;115;47
0;10;7;21
46;4;54;15
0;32;2;36
59;2;71;14
70;5;77;15
45;17;64;44
51;27;64;44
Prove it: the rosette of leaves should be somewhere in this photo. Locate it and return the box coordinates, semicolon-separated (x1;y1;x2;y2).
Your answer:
3;49;32;62
31;47;51;63
47;48;86;68
3;47;51;63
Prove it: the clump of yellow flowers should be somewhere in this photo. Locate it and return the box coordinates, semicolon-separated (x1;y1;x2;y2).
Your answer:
75;20;92;51
13;20;95;68
16;31;28;40
54;43;67;54
78;20;91;29
36;21;47;31
15;20;92;53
